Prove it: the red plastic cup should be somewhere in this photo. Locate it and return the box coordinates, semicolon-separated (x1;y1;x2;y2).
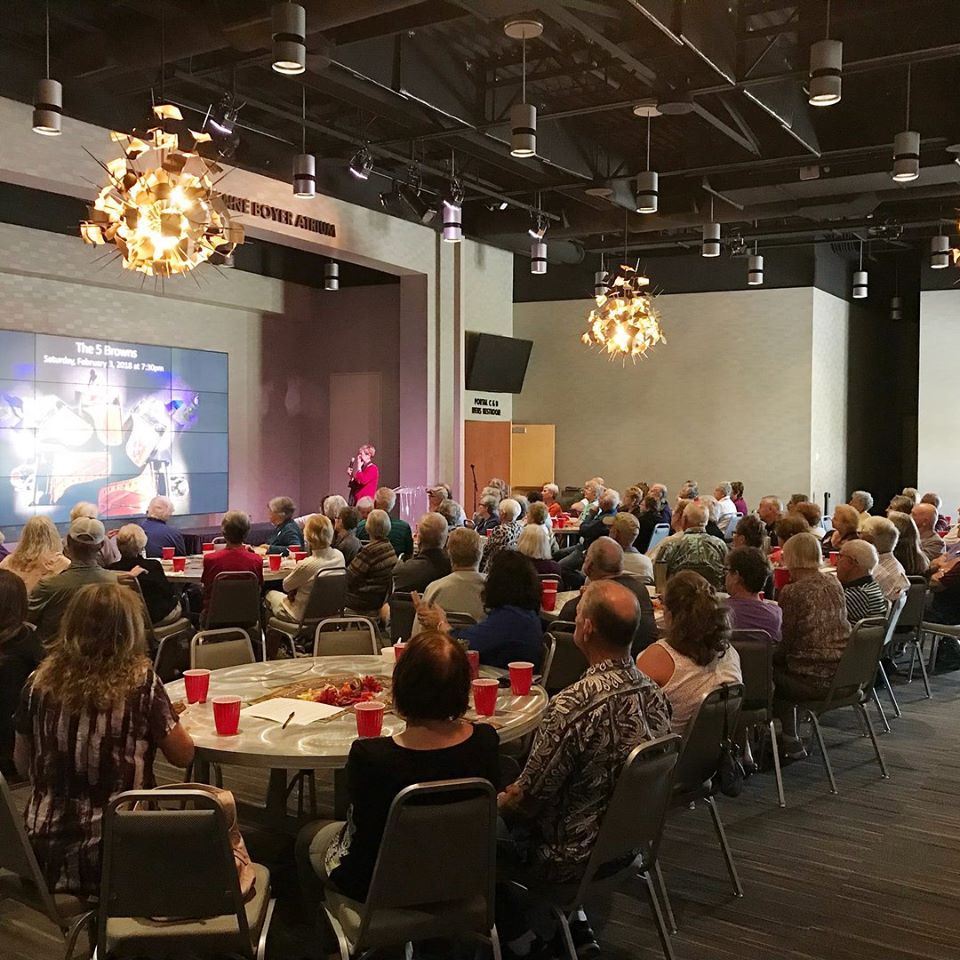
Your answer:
773;567;791;592
172;556;186;573
355;701;385;738
472;678;499;717
293;551;307;562
509;661;534;696
467;649;480;680
394;642;407;660
541;580;558;611
212;696;241;736
556;515;566;529
162;547;175;560
829;551;840;567
268;553;282;571
183;669;211;704
202;542;215;553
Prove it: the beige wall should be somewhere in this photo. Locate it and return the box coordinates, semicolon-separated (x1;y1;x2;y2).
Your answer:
918;290;960;513
514;287;845;506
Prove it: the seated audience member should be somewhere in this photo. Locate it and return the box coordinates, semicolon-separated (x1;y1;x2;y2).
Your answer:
648;483;671;526
610;512;654;583
487;478;510;502
724;546;782;641
416;550;543;669
887;495;915;516
480;498;523;573
558;488;619;584
786;494;809;513
825;503;861;556
334;506;362;565
411;528;486;635
774;533;850;759
525;500;555;537
517;524;562;578
713;482;739;534
259;496;305;556
346;509;397;616
498;580;670;953
730;482;748;517
658;502;728;588
69;502;120;567
620;485;645;521
297;632;500;905
732;513;765;550
437;498;467;529
323;495;349;523
427;485;449;513
757;496;784;548
201;511;264;613
836;540;887;624
556;538;658;654
109;524;180;626
637;571;741;738
392;512;452;593
679;480;699;500
526;490;543;504
265;514;346;622
15;584;194;896
849;489;874;529
541;483;563;518
902;486;920;503
648;498;692;560
631;493;665;553
888;510;930;577
699;496;728;541
927;546;960;630
0;571;42;780
358;488;415;559
913;502;946;562
513;494;531;521
569;477;605;518
1;515;70;594
921;492;950;534
139;496;186;558
860;516;908;602
355;496;374;522
794;501;826;537
474;494;501;537
29;518;120;642
770;514;811;564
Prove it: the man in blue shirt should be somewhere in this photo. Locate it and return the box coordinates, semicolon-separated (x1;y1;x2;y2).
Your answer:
138;496;186;558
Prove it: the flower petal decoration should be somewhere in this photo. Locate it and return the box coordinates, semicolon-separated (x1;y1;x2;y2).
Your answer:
580;263;665;362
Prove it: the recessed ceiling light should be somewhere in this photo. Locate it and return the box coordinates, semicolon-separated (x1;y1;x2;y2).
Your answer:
632;99;662;118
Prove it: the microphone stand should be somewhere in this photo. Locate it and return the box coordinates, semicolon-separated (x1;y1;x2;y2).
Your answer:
470;463;479;515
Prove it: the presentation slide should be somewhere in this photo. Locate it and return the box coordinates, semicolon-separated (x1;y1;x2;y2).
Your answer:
0;330;228;525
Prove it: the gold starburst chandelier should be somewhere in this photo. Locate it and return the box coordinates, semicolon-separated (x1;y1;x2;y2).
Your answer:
80;104;243;277
580;262;665;361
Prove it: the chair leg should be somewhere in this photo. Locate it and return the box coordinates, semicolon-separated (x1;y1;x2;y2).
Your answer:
256;897;277;960
871;689;891;735
705;796;743;897
914;642;932;699
63;909;95;960
928;634;940;674
322;907;352;960
907;642;917;684
643;870;677;960
877;661;902;718
857;703;890;780
488;924;503;960
653;860;677;934
807;712;838;795
551;906;578;960
768;719;786;808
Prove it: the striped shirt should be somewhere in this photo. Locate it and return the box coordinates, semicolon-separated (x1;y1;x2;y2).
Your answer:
843;576;888;625
15;668;177;896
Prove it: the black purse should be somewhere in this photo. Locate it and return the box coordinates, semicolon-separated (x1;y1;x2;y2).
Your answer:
716;684;745;798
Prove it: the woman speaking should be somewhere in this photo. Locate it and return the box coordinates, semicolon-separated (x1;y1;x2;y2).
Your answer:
347;443;379;505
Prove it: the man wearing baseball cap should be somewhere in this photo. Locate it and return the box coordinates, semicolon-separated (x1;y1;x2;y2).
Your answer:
28;517;121;642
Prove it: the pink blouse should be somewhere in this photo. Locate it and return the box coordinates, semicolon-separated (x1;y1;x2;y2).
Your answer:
350;463;380;503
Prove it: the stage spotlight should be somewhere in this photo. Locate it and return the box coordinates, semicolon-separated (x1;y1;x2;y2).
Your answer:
207;94;242;136
398;182;436;224
349;146;374;180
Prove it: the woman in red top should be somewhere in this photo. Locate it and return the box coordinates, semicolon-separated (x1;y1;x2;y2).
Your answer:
347;444;379;506
200;510;263;613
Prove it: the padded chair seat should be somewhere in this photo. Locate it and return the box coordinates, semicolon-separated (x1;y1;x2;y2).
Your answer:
325;889;488;949
266;615;304;636
0;870;91;922
153;617;192;640
104;862;270;957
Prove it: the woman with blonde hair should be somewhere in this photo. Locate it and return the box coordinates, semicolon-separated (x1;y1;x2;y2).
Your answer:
887;510;929;578
14;583;194;895
517;523;562;578
1;515;70;593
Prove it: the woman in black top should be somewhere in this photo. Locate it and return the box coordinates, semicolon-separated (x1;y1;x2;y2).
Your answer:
108;524;180;627
0;570;43;780
296;631;501;904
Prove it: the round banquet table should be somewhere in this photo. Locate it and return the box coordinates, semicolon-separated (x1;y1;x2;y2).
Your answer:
166;654;548;826
160;555;289;585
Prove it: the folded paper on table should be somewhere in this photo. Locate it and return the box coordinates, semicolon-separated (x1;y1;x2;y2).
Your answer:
240;696;345;725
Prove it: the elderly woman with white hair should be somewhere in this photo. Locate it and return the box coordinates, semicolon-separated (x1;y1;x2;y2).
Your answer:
107;523;181;627
346;509;397;617
437;498;466;530
265;514;346;622
541;482;563;518
68;501;120;567
480;498;522;573
393;512;452;593
517;523;562;578
713;482;738;534
473;493;500;536
698;496;728;541
139;496;186;558
860;516;909;602
848;489;874;529
258;496;305;557
836;539;888;624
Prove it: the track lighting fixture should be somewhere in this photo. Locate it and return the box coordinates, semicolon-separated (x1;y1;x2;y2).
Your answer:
324;261;339;291
292;88;315;198
747;243;763;286
530;240;547;274
505;19;542;157
702;197;720;258
808;1;841;107
931;234;950;269
349;146;374;180
852;241;868;298
636;115;658;214
892;65;920;182
272;2;306;75
32;3;61;136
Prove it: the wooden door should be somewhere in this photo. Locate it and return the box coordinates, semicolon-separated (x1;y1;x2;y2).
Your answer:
464;420;511;516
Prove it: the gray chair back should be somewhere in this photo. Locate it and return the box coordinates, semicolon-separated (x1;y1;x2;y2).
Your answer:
674;683;744;793
541;622;588;695
648;524;671;552
730;630;775;718
388;591;416;642
98;789;252;956
572;735;682;901
358;779;497;943
893;577;927;637
446;611;478;629
0;770;64;931
823;619;887;705
300;569;347;624
120;576;155;651
314;616;380;656
191;627;255;670
154;632;191;683
881;591;907;648
206;571;261;631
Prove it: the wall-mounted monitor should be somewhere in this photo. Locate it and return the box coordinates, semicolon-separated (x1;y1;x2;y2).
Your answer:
465;332;533;394
0;330;228;525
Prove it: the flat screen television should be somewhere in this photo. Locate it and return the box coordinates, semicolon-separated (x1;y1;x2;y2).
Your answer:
465;333;533;394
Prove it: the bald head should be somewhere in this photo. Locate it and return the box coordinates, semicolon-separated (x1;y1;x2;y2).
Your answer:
912;502;938;536
682;502;708;529
576;580;640;654
583;537;624;580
